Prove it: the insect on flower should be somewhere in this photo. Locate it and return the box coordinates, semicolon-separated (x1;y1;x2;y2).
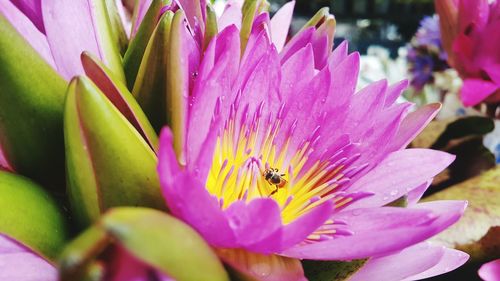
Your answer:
263;168;287;196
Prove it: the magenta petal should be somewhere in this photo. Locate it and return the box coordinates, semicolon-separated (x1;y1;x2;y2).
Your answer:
218;2;242;31
406;180;432;206
460;78;499;106
0;1;55;68
41;0;106;80
479;259;500;281
158;130;237;248
280;201;333;250
328;40;349;68
389;103;441;151
405;247;469;280
384;80;409;107
131;0;153;37
0;234;56;281
270;1;295;52
281;207;439;260
346;149;455;209
280;27;314;64
280;44;315;102
10;0;44;33
348;242;445;281
225;199;283;253
188;26;240;164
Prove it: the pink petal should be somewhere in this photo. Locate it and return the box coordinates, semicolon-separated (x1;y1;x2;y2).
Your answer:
384;80;409;107
280;27;314;64
130;0;153;38
346;149;455;209
188;26;240;165
282;207;438;260
279;44;315;102
10;0;44;33
218;1;242;31
350;242;468;281
0;1;55;68
0;234;56;281
328;40;349;68
224;199;283;253
41;0;102;80
158;129;237;248
460;78;499;106
217;250;307;281
404;247;469;280
389;103;441;151
406;180;432;206
479;259;500;281
349;242;445;281
270;1;295;52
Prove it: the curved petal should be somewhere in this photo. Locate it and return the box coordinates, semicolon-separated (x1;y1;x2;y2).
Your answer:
281;201;465;260
348;242;445;281
388;103;441;151
346;149;455;209
218;1;242;31
217;249;306;281
0;234;56;281
460;78;498;106
10;0;44;33
270;1;295;52
158;129;237;248
403;247;469;280
478;259;500;281
225;199;283;253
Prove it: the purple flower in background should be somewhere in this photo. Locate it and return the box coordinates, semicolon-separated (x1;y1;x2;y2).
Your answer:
408;15;450;91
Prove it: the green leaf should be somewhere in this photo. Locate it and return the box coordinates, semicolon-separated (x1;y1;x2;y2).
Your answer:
0;15;66;190
431;116;494;149
302;259;367;281
0;171;68;260
58;225;109;281
103;208;229;281
64;76;166;228
81;52;158;150
90;0;126;83
132;11;174;132
124;0;171;89
424;166;500;263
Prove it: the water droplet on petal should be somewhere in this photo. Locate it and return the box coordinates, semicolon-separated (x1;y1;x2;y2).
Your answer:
390;190;399;196
352;209;362;216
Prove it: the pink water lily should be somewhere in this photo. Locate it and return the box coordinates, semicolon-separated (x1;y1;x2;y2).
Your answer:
436;0;500;106
157;6;469;279
0;234;56;281
479;259;500;281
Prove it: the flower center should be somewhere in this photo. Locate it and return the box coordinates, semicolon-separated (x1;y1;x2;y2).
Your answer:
205;101;363;224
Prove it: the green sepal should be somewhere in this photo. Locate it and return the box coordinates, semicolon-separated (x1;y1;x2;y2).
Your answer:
0;171;68;260
302;259;367;281
0;15;66;190
90;0;126;83
64;76;166;228
81;52;158;150
299;7;331;31
132;11;174;131
104;0;129;55
204;2;219;50
59;207;230;281
124;0;171;89
103;208;230;281
240;0;258;53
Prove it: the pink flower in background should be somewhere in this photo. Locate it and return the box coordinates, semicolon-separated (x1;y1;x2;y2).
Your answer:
436;0;500;106
0;234;56;281
157;5;469;278
479;259;500;281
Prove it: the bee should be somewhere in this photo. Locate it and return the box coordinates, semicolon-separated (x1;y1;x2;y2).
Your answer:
263;168;287;196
